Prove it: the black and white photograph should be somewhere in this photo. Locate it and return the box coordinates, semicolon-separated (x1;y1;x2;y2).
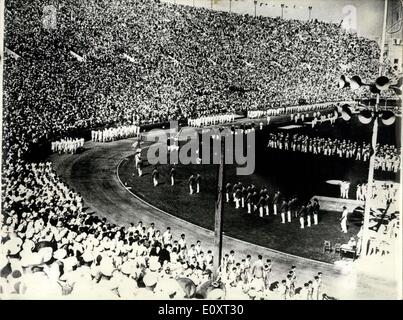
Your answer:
0;0;402;304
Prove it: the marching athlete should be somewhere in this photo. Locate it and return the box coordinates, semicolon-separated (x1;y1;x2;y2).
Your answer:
152;167;159;187
340;206;349;233
195;173;201;193
188;174;195;195
169;167;176;186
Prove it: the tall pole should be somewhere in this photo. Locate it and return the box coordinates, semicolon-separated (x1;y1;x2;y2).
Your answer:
308;6;312;20
254;0;257;17
213;138;225;279
229;0;232;13
281;4;284;19
211;0;213;9
361;0;388;257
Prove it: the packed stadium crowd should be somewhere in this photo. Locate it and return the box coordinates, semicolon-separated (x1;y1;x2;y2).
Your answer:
4;0;398;162
2;0;401;300
267;132;401;172
0;161;325;299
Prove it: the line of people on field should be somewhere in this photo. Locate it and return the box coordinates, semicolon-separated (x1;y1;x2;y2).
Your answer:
224;182;321;229
291;111;338;127
267;132;401;172
134;155;203;195
268;132;371;160
248;102;342;119
51;137;84;154
188;114;236;127
91;125;140;143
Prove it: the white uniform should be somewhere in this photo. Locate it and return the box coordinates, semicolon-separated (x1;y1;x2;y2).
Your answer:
340;209;348;233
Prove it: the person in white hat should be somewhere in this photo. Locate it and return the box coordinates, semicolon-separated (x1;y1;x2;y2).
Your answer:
340;206;349;233
162;227;172;246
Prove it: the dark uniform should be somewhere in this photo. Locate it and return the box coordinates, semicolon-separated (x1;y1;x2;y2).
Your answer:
312;199;320;225
287;198;294;223
298;205;306;229
235;188;242;209
246;192;253;214
257;196;266;218
273;191;281;216
264;194;271;215
252;191;258;212
241;187;248;208
225;183;232;202
280;200;288;224
137;159;143;176
306;203;313;227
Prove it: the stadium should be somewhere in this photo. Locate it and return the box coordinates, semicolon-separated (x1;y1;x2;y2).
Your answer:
1;0;402;300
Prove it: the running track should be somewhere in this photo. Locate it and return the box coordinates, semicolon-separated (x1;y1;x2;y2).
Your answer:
50;137;399;300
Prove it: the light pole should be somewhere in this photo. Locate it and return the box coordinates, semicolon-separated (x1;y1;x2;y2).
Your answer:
338;0;402;257
308;6;312;20
229;0;232;13
254;0;257;17
211;0;213;9
213;137;225;279
281;4;284;19
361;0;389;257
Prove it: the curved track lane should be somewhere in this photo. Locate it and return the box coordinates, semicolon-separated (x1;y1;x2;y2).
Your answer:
50;139;399;300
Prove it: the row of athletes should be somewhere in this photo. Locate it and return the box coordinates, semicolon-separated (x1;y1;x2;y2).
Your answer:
51;137;85;154
134;153;320;228
134;155;203;194
224;182;321;228
91;125;140;143
188;114;236;127
268;133;372;161
303;111;339;127
247;103;332;119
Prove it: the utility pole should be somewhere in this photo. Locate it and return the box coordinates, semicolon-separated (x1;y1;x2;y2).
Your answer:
213;137;225;279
